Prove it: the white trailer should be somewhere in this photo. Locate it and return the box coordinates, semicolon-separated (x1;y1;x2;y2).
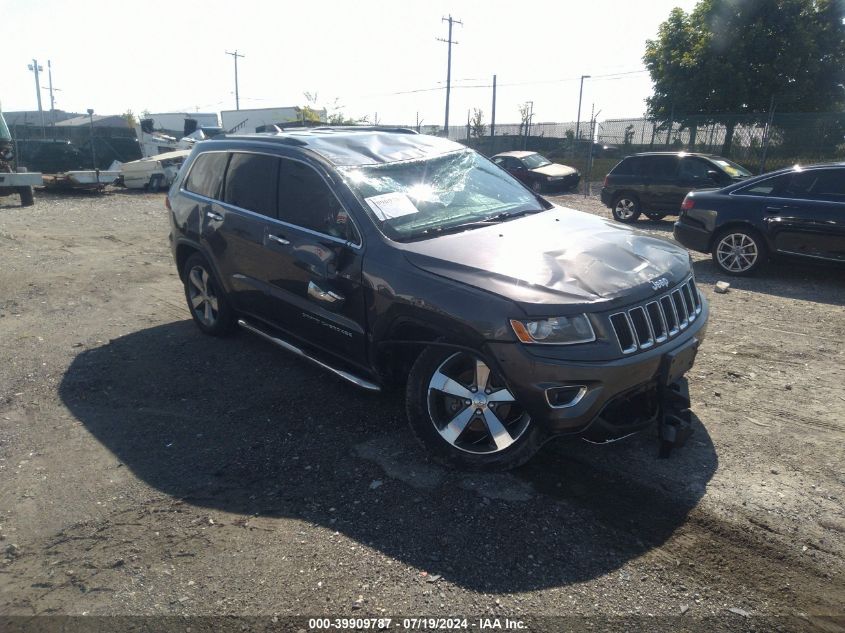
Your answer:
220;106;327;134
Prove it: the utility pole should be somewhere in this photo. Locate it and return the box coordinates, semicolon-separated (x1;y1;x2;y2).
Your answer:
47;60;56;139
225;50;244;110
27;59;45;138
87;108;99;187
437;14;462;137
490;74;497;140
574;74;590;155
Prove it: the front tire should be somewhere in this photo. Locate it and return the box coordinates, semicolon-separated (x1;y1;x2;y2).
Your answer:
405;347;543;470
611;194;641;223
644;212;667;221
712;227;766;276
530;180;543;193
182;253;236;335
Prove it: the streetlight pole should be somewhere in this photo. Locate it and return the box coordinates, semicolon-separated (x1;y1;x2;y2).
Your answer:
27;59;45;138
574;74;590;154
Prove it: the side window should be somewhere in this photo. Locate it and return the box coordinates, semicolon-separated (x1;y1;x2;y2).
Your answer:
184;152;228;199
611;158;633;176
780;171;818;199
278;160;354;241
678;158;713;180
736;174;790;197
223;152;279;217
648;156;679;178
807;169;845;202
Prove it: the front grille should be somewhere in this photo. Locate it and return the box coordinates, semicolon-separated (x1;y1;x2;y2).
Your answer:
610;277;702;354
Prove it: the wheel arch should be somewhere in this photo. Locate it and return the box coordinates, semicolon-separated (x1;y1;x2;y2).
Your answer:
374;317;484;386
708;221;769;253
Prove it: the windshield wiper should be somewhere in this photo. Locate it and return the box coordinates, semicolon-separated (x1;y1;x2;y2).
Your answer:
486;208;544;222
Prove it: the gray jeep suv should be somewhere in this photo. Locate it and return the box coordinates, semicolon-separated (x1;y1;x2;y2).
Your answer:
167;127;708;470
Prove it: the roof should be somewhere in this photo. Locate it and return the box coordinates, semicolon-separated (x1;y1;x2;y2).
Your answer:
211;127;466;166
492;151;539;158
630;152;723;158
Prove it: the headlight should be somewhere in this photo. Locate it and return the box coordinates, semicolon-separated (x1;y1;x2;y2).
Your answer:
510;315;596;345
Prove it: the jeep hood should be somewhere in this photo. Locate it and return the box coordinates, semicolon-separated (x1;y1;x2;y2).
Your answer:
401;207;691;316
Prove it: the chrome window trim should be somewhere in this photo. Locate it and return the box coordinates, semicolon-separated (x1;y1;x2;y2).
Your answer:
179;148;364;249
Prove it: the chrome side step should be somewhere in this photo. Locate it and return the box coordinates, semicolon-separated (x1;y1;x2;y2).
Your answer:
237;319;381;392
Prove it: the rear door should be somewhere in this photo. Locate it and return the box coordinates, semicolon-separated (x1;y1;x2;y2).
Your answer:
643;155;681;211
259;158;368;367
184;150;266;315
764;168;845;262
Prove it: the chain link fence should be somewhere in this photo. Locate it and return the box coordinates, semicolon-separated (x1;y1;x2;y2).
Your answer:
411;112;844;175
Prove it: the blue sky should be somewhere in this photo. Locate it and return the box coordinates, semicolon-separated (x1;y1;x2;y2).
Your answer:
1;0;699;125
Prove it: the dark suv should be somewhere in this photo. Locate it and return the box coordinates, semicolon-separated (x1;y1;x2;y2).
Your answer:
168;127;709;470
601;152;752;223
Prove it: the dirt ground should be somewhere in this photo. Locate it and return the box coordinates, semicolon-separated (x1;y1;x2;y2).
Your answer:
0;187;843;631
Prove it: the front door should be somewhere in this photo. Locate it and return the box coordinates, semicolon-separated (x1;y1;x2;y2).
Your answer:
259;158;368;367
765;168;845;262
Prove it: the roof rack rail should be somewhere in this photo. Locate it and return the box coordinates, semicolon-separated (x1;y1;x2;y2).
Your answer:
305;125;419;135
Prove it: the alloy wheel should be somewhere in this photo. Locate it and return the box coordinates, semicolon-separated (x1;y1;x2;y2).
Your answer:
187;265;219;327
715;233;759;273
615;198;637;219
426;353;530;454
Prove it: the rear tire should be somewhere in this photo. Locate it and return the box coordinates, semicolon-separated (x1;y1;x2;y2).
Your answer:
611;194;641;223
18;186;34;207
405;346;544;471
182;253;236;336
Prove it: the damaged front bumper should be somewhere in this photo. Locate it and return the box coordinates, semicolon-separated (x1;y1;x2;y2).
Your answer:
485;300;707;452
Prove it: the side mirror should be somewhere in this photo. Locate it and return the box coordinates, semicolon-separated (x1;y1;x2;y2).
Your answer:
706;169;721;183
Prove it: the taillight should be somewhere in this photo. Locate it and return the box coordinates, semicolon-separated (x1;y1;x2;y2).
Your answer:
165;196;172;211
603;175;609;187
681;195;695;211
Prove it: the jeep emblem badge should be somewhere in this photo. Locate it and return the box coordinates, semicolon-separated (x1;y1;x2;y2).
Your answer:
650;277;669;291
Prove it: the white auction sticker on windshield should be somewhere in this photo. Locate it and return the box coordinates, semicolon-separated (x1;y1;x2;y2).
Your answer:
365;192;419;220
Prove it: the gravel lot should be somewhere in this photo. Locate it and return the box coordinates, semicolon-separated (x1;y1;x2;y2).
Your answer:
0;188;843;631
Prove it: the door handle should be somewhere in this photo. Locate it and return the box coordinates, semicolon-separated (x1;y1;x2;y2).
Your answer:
308;281;344;304
268;234;291;246
206;211;223;221
763;206;782;212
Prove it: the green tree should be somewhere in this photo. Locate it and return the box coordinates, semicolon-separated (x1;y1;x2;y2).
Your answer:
644;0;845;154
123;109;137;129
470;108;486;138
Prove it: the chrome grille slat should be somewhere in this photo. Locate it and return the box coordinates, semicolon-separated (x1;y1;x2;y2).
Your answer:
610;277;701;354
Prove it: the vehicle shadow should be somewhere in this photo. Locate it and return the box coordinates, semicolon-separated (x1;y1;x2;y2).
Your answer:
59;321;718;593
693;258;845;306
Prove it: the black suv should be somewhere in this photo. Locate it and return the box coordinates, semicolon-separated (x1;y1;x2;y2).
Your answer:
168;128;709;470
601;152;752;223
